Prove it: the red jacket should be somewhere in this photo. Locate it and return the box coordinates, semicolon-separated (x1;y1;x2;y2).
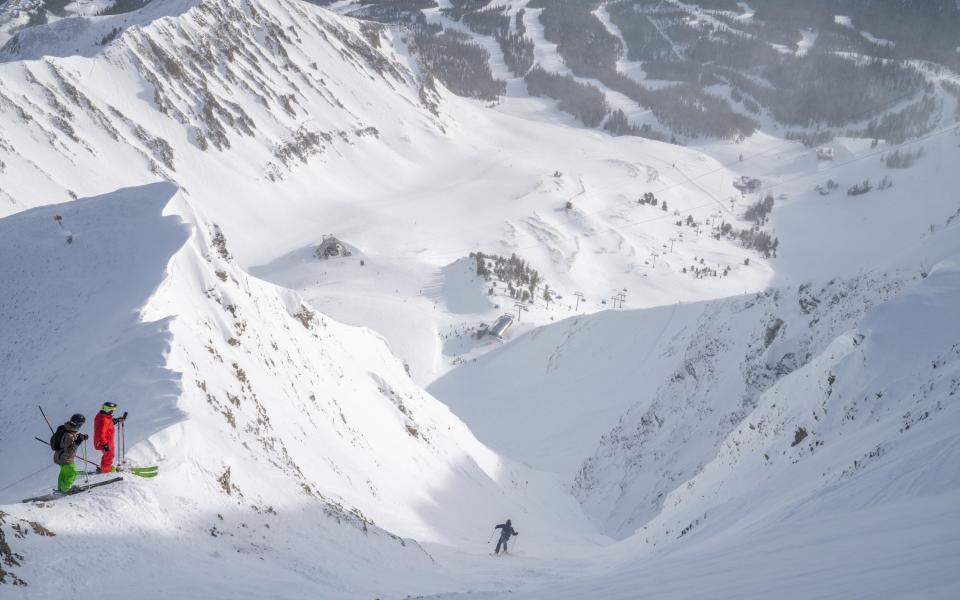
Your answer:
93;411;115;450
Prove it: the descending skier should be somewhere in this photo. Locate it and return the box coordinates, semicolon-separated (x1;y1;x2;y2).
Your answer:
93;402;126;473
51;414;88;493
493;519;519;555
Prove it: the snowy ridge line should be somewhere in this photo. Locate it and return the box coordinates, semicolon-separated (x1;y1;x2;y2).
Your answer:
0;0;433;219
0;182;607;595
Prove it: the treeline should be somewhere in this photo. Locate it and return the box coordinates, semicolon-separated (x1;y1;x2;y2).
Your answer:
784;129;834;148
748;0;960;70
459;6;535;76
460;7;507;36
350;0;438;25
533;0;620;79
606;1;674;62
410;29;505;100
499;10;535;76
854;93;940;144
524;67;608;127
598;0;941;143
533;0;755;139
715;54;927;129
441;0;492;21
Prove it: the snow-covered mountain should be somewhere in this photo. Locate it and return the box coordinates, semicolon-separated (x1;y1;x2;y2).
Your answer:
1;0;958;598
0;182;603;596
430;224;960;599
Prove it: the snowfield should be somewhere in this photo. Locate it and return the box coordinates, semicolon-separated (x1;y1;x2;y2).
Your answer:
0;0;959;598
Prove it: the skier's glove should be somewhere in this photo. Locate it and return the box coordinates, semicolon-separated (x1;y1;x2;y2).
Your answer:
77;433;89;442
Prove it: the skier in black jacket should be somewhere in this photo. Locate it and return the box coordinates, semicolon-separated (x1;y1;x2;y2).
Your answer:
493;519;518;555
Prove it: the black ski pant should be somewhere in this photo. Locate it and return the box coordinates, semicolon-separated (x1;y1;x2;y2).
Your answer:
495;535;510;554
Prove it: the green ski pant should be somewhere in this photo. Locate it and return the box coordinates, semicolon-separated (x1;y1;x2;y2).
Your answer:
58;463;77;493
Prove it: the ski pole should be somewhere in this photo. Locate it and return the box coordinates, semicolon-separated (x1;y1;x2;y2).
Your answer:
39;406;54;434
33;438;101;468
83;440;89;484
121;416;126;466
487;529;496;543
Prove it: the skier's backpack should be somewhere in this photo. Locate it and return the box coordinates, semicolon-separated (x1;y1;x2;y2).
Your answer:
50;425;67;452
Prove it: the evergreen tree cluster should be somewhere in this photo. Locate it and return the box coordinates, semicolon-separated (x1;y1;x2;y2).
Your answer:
604;109;652;137
498;27;535;76
440;0;491;21
847;179;873;196
524;67;609;127
531;0;755;139
637;192;658;206
349;0;438;25
883;147;925;169
715;222;780;258
470;251;544;303
600;0;942;143
532;0;621;79
458;7;535;76
854;93;940;144
784;130;835;148
460;6;508;36
344;0;955;144
410;29;506;101
743;194;775;225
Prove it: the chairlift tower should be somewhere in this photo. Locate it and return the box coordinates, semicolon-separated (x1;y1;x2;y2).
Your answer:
573;291;585;311
514;301;527;321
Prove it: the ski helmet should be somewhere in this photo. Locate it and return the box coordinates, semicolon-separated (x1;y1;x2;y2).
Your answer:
69;413;86;427
101;401;117;413
506;519;512;526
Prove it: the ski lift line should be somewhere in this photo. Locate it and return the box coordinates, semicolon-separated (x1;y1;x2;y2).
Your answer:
398;121;959;262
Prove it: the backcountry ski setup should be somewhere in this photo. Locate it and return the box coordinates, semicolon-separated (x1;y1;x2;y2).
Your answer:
25;405;158;502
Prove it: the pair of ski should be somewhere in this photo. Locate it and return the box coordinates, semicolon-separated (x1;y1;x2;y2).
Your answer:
78;465;159;478
21;465;159;503
22;476;123;503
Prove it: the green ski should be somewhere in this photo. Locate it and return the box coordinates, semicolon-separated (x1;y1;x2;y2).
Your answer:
76;466;159;478
125;466;159;478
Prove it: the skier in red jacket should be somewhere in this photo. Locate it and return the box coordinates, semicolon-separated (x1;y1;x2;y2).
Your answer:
93;402;125;473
